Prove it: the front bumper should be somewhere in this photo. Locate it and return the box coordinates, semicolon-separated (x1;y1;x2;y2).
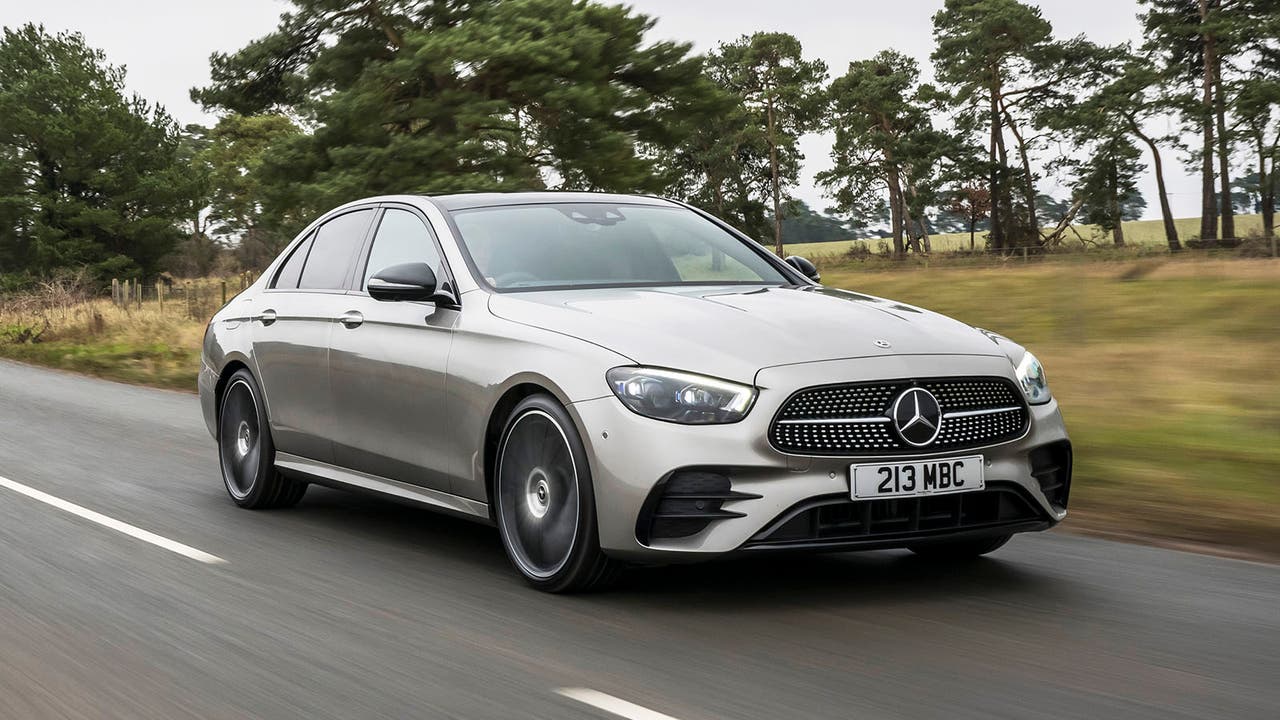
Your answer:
569;354;1069;562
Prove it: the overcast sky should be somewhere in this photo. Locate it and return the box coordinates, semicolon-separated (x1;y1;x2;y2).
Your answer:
1;0;1201;221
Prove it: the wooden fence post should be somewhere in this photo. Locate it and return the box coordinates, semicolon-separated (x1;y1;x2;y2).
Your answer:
221;280;227;306
158;283;164;313
111;279;119;308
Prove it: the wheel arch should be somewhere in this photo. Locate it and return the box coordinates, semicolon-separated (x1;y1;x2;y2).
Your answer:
214;358;254;425
482;382;555;518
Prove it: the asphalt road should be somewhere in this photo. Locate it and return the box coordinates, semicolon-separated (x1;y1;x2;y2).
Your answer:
0;359;1276;720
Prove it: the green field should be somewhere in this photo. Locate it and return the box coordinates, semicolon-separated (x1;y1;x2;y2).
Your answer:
784;214;1268;258
821;257;1280;559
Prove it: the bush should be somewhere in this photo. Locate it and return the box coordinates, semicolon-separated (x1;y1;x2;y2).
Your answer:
1235;232;1275;258
845;242;873;260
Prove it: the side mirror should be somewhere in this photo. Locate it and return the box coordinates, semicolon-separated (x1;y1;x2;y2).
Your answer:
367;262;440;302
785;255;821;283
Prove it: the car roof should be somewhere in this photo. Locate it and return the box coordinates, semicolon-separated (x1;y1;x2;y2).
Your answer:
427;191;678;212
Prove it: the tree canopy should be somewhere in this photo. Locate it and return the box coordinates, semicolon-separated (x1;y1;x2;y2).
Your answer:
193;0;722;235
704;32;827;256
0;24;199;280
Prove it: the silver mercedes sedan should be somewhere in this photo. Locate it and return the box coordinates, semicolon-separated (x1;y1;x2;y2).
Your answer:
199;192;1071;592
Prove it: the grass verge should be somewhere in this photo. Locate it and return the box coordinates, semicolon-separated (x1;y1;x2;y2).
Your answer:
0;298;204;391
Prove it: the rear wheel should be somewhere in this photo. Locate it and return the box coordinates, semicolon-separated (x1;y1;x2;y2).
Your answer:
494;394;619;593
218;369;307;509
908;534;1011;560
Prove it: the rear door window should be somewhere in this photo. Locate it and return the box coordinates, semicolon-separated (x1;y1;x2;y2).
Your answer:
298;209;376;290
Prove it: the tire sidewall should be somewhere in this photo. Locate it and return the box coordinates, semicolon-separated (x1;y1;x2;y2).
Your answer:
495;394;603;592
218;369;276;507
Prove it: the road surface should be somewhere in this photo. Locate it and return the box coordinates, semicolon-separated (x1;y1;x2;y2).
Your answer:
0;359;1275;720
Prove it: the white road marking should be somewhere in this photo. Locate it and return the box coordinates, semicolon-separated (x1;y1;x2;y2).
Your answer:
556;688;684;720
0;474;226;565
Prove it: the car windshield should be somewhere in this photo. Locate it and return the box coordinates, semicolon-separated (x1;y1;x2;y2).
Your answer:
450;202;792;290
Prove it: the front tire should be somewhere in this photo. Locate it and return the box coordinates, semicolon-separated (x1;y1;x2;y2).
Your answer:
217;369;307;509
494;394;619;593
908;533;1011;560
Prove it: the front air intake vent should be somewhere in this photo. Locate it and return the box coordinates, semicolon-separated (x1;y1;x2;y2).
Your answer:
1030;441;1072;510
638;471;759;543
745;483;1050;549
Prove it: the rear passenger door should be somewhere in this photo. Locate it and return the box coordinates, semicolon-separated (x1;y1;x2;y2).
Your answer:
328;206;458;491
252;208;376;463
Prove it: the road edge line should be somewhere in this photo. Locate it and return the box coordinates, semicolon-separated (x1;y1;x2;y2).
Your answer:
0;474;226;565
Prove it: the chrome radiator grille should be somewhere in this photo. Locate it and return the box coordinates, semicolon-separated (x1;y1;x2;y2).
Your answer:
769;377;1029;456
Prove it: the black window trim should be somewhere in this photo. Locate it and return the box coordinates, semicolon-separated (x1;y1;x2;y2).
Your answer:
265;205;379;294
348;201;462;307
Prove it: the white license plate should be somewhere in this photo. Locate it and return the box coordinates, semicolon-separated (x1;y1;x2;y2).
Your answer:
850;456;984;499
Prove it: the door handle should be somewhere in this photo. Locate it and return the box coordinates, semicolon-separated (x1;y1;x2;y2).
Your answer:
257;309;277;326
338;310;364;329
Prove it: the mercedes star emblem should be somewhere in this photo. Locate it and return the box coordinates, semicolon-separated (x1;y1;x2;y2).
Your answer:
891;388;943;446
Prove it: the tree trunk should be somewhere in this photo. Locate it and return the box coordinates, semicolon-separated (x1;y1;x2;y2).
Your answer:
1199;0;1219;240
885;164;906;257
1212;59;1235;239
905;176;931;253
1260;136;1276;255
1109;160;1125;247
991;104;1014;253
1041;197;1085;246
765;93;784;257
969;219;976;251
1001;105;1038;240
988;79;1004;252
1133;123;1181;252
903;196;923;254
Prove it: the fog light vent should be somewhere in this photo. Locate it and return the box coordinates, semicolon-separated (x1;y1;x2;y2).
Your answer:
639;471;760;543
1030;441;1072;511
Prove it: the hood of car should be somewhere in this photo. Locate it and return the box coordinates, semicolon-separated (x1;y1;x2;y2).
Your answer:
487;285;1006;385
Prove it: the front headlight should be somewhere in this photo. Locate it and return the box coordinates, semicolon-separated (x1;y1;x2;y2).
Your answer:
606;367;757;424
1015;351;1051;405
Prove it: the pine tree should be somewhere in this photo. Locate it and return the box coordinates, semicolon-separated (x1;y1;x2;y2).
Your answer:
0;25;199;279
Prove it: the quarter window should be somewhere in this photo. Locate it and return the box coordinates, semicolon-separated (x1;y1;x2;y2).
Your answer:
362;209;442;289
272;234;313;289
298;209;375;290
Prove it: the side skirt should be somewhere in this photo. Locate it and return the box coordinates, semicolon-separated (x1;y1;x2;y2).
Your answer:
274;452;491;524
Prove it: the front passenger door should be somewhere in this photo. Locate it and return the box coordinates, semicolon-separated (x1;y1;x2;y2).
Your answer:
328;207;458;491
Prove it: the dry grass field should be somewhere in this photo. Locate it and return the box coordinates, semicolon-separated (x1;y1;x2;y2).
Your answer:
0;278;227;390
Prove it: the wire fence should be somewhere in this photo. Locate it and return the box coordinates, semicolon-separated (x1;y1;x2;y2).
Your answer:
109;273;258;320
